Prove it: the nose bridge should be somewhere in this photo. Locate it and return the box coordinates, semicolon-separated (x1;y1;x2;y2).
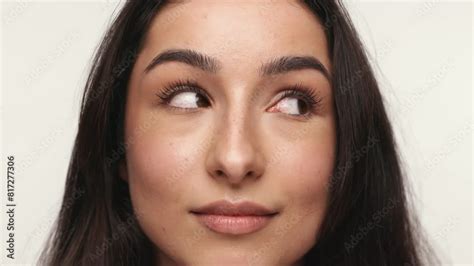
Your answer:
206;95;265;185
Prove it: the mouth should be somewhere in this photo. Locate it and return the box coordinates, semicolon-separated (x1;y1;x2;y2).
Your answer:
190;200;279;235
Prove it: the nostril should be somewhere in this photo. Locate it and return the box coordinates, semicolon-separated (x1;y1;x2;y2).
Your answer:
216;170;224;177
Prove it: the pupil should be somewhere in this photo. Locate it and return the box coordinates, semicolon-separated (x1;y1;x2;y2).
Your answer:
196;95;208;107
297;99;308;115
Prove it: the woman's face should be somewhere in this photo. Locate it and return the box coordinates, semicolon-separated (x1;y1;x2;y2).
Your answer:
122;1;336;265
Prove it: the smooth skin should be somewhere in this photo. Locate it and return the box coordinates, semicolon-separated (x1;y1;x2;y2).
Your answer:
120;1;336;265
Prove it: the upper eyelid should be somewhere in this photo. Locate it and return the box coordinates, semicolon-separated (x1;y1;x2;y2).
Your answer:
158;81;211;102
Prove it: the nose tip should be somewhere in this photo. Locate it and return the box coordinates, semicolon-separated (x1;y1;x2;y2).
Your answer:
205;126;265;186
211;150;262;185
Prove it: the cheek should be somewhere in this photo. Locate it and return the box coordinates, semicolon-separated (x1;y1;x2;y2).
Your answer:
124;125;199;255
125;132;181;227
127;135;177;199
271;119;336;209
125;120;208;209
281;140;335;218
285;144;334;199
124;105;201;203
271;134;336;260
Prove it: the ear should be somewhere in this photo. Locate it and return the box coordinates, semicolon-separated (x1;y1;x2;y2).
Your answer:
118;159;129;182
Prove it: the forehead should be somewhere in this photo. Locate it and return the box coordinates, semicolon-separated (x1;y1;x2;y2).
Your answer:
138;0;330;75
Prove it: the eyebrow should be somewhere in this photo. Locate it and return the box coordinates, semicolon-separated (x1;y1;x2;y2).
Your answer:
144;48;331;81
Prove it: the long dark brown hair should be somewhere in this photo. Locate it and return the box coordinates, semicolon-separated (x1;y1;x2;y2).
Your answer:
39;1;438;265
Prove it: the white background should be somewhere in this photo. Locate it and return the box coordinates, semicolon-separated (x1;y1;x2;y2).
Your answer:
1;0;472;265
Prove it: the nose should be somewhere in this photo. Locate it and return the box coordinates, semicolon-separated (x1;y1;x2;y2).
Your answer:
205;110;265;186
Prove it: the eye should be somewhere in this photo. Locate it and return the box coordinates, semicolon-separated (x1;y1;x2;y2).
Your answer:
156;79;211;111
273;96;311;116
168;91;209;109
269;85;322;119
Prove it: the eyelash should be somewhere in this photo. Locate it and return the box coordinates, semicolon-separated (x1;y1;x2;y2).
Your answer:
155;79;322;119
156;78;207;108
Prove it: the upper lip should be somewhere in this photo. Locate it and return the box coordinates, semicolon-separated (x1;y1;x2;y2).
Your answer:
190;200;278;216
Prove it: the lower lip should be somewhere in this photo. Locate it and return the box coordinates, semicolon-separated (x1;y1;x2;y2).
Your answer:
191;213;276;235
